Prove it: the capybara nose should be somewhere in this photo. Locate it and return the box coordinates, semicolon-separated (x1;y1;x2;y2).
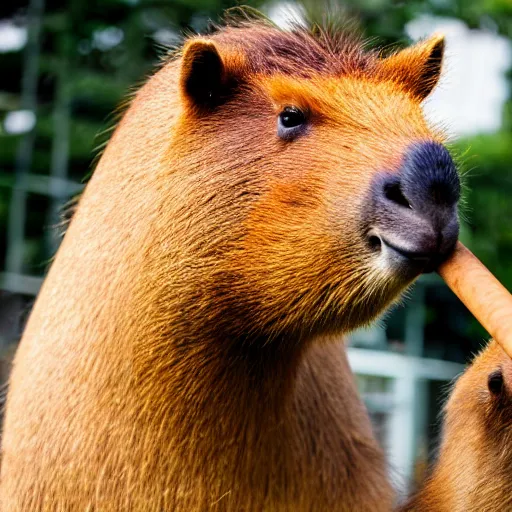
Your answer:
397;141;460;214
367;141;460;273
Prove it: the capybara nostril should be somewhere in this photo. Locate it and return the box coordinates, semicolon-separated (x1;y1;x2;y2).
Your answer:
383;179;410;209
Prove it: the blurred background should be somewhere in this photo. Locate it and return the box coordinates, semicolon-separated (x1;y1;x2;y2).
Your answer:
1;0;511;496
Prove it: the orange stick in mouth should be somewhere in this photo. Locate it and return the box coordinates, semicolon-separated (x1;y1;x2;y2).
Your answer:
437;241;512;359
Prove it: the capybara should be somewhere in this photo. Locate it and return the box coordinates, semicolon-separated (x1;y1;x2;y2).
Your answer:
0;14;460;512
402;339;512;511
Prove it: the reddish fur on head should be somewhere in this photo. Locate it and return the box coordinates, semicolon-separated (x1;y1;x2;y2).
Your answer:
170;22;446;342
1;14;449;512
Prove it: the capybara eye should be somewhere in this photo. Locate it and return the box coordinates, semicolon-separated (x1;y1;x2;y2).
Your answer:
488;369;504;396
278;106;307;139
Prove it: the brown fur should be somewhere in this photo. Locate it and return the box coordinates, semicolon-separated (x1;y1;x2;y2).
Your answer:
402;339;512;512
1;16;446;511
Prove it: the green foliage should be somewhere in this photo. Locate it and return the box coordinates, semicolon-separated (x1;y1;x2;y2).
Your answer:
456;132;512;287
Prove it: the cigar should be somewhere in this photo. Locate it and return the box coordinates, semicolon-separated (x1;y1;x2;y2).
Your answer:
437;241;512;359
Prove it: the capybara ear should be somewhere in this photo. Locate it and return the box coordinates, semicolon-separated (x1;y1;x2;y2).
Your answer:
180;39;228;108
488;368;504;397
381;34;445;101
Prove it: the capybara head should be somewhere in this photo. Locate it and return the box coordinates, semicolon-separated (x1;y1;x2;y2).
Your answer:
444;340;512;449
401;340;512;511
417;340;512;510
162;19;460;344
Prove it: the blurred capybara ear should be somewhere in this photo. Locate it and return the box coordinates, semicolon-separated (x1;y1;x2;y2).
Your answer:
380;34;445;101
180;39;230;109
488;368;504;396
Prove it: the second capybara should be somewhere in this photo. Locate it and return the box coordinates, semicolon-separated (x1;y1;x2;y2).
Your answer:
1;12;460;512
403;339;512;511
